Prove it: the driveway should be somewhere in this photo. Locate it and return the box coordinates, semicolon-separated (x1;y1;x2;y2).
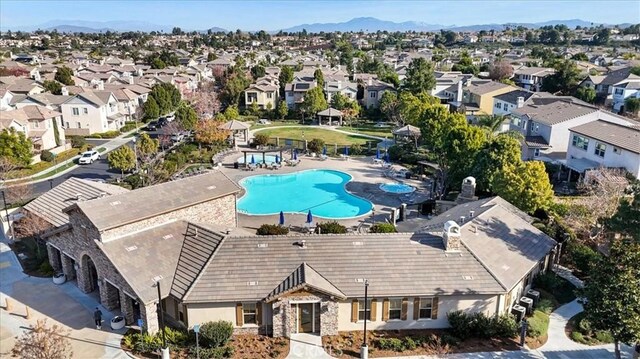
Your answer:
0;238;128;359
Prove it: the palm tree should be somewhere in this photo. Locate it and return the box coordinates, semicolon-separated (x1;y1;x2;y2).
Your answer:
477;115;506;133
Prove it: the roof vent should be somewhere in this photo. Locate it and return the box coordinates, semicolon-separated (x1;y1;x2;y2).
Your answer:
207;185;217;190
75;193;82;201
462;275;474;280
109;200;121;206
469;210;475;218
247;281;259;286
125;245;138;252
295;240;307;248
162;234;173;240
99;192;108;198
355;278;365;283
459;216;466;224
152;275;163;282
352;241;364;246
257;243;268;248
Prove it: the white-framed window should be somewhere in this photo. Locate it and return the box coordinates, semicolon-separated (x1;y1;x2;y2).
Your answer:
532;123;540;133
418;298;433;319
613;147;622;155
31;121;39;128
614;88;624;95
72;107;79;116
572;135;589;151
76;122;81;128
388;299;402;320
267;92;273;99
534;148;540;157
595;142;606;157
358;299;372;321
243;303;257;325
370;92;377;98
495;102;501;109
83;108;88;115
65;122;69;128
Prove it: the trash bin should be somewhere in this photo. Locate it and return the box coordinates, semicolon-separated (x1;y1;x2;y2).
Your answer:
234;162;239;169
405;171;412;179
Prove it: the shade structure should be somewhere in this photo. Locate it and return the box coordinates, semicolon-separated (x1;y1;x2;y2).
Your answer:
279;211;285;225
376;148;380;159
275;154;280;164
306;210;313;224
322;146;327;156
344;146;349;156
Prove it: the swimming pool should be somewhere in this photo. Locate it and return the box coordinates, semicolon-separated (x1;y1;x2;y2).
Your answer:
380;182;415;194
237;154;279;164
237;169;373;219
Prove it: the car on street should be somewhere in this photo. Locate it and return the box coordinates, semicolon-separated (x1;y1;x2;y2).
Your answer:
170;132;186;142
258;118;271;125
78;150;100;164
158;117;168;127
166;114;175;122
146;121;159;131
374;122;391;128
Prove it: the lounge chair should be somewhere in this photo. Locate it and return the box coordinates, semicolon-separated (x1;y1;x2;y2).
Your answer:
373;158;384;165
319;154;328;161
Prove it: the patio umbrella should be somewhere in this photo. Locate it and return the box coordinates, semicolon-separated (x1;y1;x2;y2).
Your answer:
344;146;349;156
376;148;380;159
275;154;280;164
279;211;285;226
251;155;255;164
306;210;313;224
322;146;327;156
293;149;298;161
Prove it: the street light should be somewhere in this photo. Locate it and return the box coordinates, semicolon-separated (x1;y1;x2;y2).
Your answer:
152;280;169;359
361;279;369;359
132;138;139;173
1;190;15;241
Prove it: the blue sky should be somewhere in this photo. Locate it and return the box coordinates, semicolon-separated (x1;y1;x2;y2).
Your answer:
1;0;637;31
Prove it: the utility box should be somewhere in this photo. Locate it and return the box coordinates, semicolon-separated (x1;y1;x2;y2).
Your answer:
511;304;526;322
526;289;541;306
520;297;534;315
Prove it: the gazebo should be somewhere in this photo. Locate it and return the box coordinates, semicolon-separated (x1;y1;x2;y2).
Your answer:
218;119;250;144
316;107;343;126
393;125;421;147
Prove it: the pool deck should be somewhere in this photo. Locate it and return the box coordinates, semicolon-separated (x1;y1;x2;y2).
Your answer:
218;152;433;234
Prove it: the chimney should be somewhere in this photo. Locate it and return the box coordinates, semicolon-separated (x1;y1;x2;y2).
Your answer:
517;96;525;108
443;220;461;252
368;77;373;86
61;87;69;96
469;210;475;218
337;80;342;89
456;80;463;102
459;216;466;224
460;176;476;199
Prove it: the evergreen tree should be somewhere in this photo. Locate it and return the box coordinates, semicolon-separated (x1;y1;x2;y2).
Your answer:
0;128;32;166
403;58;436;94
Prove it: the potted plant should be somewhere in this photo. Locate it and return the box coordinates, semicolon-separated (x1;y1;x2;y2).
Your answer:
110;316;125;330
52;272;66;285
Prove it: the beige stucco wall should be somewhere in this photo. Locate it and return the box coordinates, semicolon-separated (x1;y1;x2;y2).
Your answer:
337;294;500;331
101;194;237;242
186;302;272;329
478;87;515;115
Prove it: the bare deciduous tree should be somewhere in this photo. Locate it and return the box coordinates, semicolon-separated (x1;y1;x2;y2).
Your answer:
185;80;221;119
13;212;53;239
561;168;630;244
5;183;33;206
12;319;73;359
0;156;17;183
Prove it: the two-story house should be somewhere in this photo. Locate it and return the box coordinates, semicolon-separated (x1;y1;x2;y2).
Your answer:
510;96;633;161
513;67;555;92
324;80;358;103
60;91;123;136
363;78;395;109
452;80;515;116
492;89;541;116
0;105;65;153
285;81;317;109
610;77;640;113
245;82;279;110
566;120;640;179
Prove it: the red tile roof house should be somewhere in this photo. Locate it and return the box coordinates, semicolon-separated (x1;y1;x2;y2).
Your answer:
31;172;558;337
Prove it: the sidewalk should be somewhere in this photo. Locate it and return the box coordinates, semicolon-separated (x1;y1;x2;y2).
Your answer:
4;127;140;185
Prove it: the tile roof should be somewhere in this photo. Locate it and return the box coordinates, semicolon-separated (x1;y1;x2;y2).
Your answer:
525;136;551;148
512;97;597;126
570;120;640;154
70;172;241;232
493;89;536;104
24;178;128;228
265;262;346;302
170;222;227;300
183;232;505;303
466;81;513;96
100;220;189;303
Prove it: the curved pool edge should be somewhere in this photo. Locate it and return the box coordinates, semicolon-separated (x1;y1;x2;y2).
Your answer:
236;169;374;219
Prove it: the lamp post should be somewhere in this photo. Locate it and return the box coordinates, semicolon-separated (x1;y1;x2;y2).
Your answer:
132;138;139;173
152;280;169;359
361;279;369;359
1;190;14;241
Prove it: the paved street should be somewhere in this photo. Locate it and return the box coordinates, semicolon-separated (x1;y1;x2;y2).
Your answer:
30;157;121;196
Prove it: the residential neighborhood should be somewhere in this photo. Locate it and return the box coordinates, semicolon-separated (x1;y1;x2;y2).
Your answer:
0;1;639;359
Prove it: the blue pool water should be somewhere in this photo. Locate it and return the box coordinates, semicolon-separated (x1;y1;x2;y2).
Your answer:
237;169;373;218
380;182;415;194
237;154;279;164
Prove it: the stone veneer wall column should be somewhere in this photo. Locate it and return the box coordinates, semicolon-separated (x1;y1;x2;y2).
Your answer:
76;256;93;294
119;290;135;325
271;292;338;338
60;253;76;280
141;302;159;334
100;280;120;311
46;245;62;272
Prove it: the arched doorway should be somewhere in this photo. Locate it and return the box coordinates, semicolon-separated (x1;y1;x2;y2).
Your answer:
81;254;99;294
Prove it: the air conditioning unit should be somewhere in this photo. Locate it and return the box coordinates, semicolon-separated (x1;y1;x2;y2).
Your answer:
526;289;541;306
511;304;526;322
520;297;534;315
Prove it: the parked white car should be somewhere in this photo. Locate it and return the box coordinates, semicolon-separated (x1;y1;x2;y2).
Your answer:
170;132;185;142
78;150;100;164
258;119;271;125
166;114;175;122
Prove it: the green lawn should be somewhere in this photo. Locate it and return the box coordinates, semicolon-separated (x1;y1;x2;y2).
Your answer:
255;127;378;145
8;147;83;179
250;119;301;129
339;126;394;138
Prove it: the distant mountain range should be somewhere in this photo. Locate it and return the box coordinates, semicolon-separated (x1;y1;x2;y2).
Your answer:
4;17;628;34
279;17;604;33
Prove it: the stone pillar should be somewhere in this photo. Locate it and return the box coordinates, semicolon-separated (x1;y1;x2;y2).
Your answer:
141;302;160;334
76;261;92;294
320;300;339;336
60;254;76;280
272;299;286;338
304;139;308;152
100;280;120;311
276;137;279;146
333;143;337;156
119;291;135;325
46;245;61;272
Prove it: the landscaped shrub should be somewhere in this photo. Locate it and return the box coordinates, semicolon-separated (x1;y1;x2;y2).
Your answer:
594;331;614;343
70;136;86;148
377;338;405;352
40;150;55;162
566;241;599;275
256;224;289;235
387;145;404;162
469;312;493;339
534;272;576;304
307;138;325;154
578;317;592;335
403;337;417;350
571;331;585;343
369;223;397;233
536;298;554;314
316;221;347;234
120;122;140;133
188;345;233;359
199;321;234;348
253;133;269;147
39;261;54;276
447;311;472;340
86;130;120;139
527;310;550;337
490;314;518;338
349;143;363;155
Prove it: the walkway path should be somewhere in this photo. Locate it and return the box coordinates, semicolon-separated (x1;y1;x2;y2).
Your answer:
0;231;129;358
286;333;333;359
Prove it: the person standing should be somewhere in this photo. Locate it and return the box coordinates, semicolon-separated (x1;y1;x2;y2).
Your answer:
93;307;103;330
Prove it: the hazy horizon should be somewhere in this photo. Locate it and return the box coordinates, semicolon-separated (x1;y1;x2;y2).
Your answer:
1;0;638;31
